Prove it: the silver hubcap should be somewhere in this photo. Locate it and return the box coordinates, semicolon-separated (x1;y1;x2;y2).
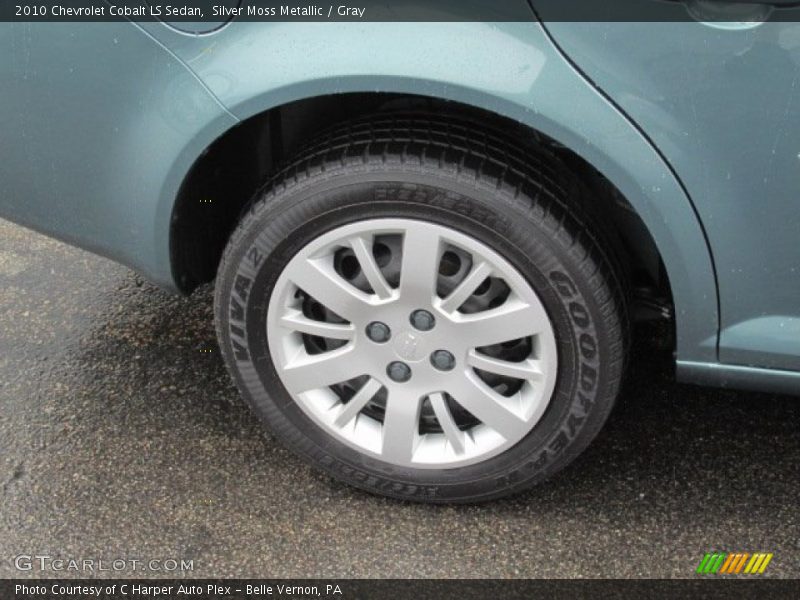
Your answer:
266;219;558;468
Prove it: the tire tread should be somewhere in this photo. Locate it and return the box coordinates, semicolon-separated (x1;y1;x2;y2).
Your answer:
215;112;629;503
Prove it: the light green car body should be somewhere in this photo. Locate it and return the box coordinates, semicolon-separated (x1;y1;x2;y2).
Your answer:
2;11;799;393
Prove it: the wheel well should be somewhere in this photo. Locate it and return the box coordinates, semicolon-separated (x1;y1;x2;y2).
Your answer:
170;93;673;321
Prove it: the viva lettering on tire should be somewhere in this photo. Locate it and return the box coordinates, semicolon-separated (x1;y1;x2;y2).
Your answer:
215;114;627;502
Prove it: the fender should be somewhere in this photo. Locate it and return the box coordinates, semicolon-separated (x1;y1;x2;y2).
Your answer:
0;19;719;365
145;20;718;364
0;21;237;291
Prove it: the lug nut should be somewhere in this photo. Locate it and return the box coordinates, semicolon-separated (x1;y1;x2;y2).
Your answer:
409;309;436;331
430;350;456;371
366;321;391;343
387;361;412;383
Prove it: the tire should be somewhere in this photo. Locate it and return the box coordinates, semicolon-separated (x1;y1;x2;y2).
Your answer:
214;114;628;503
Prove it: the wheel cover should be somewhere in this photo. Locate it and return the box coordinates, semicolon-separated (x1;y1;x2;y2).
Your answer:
266;218;558;469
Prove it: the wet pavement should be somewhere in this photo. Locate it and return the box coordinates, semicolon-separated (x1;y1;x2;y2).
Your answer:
1;218;798;579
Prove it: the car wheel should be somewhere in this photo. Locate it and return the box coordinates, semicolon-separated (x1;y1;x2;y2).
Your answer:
214;114;628;502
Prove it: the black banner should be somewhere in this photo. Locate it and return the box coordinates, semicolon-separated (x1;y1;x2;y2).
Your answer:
4;0;800;23
3;1;536;22
3;579;800;600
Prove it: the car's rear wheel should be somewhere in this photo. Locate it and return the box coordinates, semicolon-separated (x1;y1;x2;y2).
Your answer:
215;115;627;502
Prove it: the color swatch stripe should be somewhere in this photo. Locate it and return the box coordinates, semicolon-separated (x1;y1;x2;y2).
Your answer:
758;554;774;574
719;553;735;574
733;553;749;574
697;552;773;575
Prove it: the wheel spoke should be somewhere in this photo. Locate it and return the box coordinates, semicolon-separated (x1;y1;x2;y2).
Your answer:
449;372;529;440
466;350;543;381
281;345;368;392
399;226;442;304
268;217;559;468
288;257;372;321
459;299;547;348
429;392;465;454
334;378;382;427
381;390;422;463
439;260;492;313
350;235;394;300
280;310;355;340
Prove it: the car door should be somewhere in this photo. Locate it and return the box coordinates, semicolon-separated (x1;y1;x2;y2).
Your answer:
534;0;800;371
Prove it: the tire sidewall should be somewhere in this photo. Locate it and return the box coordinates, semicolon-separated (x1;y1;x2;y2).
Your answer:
216;168;619;502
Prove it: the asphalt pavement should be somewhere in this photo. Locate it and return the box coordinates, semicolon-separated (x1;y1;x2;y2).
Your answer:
1;218;798;579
